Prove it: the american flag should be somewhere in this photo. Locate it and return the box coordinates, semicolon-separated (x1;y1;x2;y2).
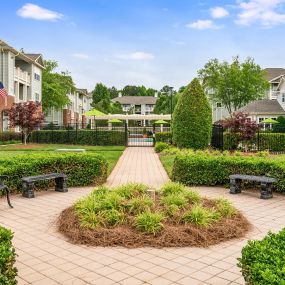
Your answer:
0;82;8;97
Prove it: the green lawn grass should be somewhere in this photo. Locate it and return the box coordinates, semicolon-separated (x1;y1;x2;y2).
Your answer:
159;154;175;177
0;144;125;174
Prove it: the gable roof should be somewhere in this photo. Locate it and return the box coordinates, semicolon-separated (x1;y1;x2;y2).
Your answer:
77;89;89;96
264;68;285;81
237;99;285;115
112;96;157;105
0;40;44;69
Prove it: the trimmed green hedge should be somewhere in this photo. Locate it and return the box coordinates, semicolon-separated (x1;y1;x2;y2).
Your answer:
238;228;285;285
155;132;172;143
172;152;285;192
0;153;108;193
224;132;285;152
154;142;170;153
0;227;17;285
0;132;22;143
30;130;126;146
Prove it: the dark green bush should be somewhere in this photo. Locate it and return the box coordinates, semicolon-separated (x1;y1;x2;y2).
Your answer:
172;152;285;193
0;153;107;193
238;228;285;285
172;78;212;149
155;142;170;153
0;132;22;143
155;132;172;143
0;226;17;285
30;130;126;146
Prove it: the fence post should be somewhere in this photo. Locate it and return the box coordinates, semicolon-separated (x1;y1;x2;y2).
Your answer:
153;124;156;146
125;122;128;147
51;123;54;144
76;123;78;145
257;128;260;152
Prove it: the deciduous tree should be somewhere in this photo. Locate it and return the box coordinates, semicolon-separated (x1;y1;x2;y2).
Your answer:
8;102;44;145
42;60;76;112
198;56;269;114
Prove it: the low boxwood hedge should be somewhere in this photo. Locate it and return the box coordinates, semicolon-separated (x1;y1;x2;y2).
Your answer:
30;130;126;146
238;228;285;285
0;227;17;285
0;153;108;193
155;132;172;143
172;152;285;193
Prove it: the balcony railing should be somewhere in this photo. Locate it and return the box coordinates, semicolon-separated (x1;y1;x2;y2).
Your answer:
14;67;31;84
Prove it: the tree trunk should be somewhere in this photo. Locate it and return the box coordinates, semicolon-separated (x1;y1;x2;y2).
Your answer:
24;133;28;145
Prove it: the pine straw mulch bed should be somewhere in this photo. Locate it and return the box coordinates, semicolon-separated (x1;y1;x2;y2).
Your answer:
58;205;251;248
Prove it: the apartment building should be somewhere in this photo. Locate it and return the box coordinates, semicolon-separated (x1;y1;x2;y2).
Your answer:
112;95;157;115
0;40;44;131
45;89;92;127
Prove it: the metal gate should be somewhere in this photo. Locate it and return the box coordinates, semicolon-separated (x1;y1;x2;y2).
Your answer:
211;124;224;150
127;126;155;147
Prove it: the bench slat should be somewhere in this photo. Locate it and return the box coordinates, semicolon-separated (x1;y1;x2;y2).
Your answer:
229;174;276;183
22;173;66;182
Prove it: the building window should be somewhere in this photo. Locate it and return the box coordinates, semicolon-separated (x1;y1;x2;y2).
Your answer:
34;73;40;81
216;102;222;108
35;93;40;102
259;118;264;123
282;93;285;103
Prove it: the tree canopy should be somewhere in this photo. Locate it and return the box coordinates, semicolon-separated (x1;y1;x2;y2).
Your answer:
198;56;269;114
122;85;157;97
42;60;76;112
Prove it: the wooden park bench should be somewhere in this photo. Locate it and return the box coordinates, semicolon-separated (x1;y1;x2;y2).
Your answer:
229;174;276;199
0;175;13;208
22;173;68;198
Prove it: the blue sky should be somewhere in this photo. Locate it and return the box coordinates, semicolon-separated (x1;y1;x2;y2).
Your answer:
1;0;285;91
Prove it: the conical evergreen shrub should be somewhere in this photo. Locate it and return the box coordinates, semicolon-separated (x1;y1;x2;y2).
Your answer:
172;78;212;149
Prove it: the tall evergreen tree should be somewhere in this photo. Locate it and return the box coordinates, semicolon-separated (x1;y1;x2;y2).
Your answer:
172;78;212;149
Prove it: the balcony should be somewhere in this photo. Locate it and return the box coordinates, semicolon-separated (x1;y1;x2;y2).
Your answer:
14;67;31;85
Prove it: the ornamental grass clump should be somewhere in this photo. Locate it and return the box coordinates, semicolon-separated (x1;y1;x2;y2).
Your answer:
128;196;154;214
135;212;164;234
59;182;251;247
181;204;220;227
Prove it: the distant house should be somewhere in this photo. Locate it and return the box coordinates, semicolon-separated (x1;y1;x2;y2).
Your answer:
45;89;92;127
112;95;157;115
211;68;285;123
236;68;285;123
0;40;44;131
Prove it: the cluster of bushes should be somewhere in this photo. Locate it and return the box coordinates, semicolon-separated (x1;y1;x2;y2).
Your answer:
0;132;22;144
154;142;170;153
0;153;108;193
224;132;285;152
238;228;285;285
75;182;237;234
155;132;172;143
30;130;126;146
170;150;285;193
0;227;17;285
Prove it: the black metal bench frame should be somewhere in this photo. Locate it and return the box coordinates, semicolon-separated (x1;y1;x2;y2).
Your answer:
230;174;276;199
0;175;13;208
21;173;68;198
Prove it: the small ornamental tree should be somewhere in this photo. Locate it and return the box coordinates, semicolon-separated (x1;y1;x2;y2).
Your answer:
221;112;259;150
172;78;212;149
8;102;44;145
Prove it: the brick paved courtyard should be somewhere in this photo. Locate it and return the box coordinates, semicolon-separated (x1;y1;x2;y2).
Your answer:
1;147;285;284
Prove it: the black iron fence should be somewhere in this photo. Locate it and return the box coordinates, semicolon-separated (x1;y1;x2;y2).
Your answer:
212;124;285;152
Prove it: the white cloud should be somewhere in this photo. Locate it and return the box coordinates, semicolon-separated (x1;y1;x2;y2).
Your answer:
186;20;218;30
210;7;229;18
72;53;89;59
236;0;285;27
17;3;63;21
116;52;154;60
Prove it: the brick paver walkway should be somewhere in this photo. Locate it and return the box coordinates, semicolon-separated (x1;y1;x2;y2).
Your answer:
0;147;285;284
